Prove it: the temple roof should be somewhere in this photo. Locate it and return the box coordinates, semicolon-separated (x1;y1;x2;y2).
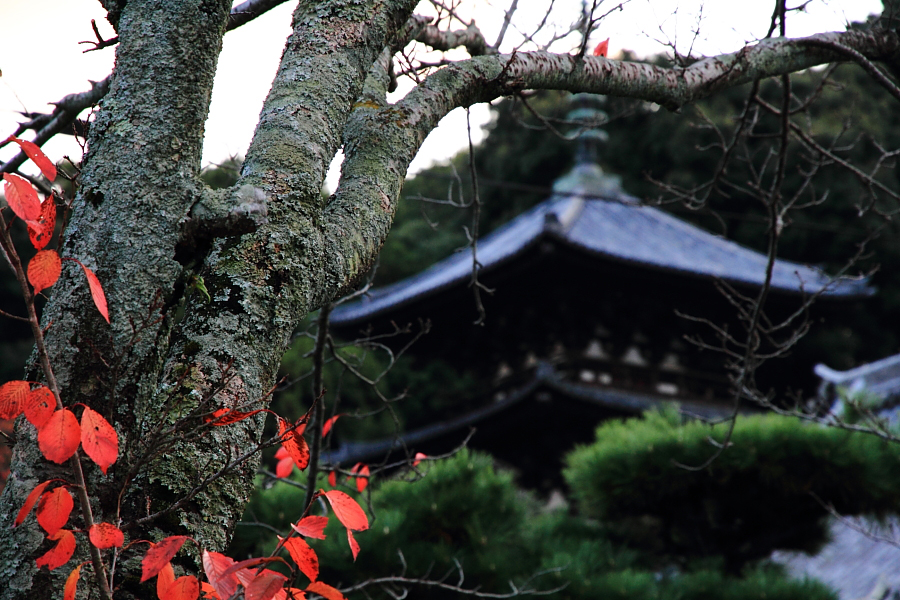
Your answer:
333;162;871;325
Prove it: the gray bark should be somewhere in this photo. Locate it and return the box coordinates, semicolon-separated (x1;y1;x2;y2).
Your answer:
0;1;898;598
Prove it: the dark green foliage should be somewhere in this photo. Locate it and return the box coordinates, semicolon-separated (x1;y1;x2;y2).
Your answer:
564;409;900;571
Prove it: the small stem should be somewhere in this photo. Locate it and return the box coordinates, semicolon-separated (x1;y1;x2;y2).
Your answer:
303;304;331;511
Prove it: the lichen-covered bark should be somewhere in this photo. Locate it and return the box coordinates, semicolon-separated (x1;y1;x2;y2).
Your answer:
0;1;232;597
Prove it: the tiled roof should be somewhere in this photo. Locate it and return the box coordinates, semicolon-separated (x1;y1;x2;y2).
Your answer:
333;163;871;325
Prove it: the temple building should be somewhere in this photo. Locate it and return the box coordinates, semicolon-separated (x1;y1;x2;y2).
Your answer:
325;98;872;490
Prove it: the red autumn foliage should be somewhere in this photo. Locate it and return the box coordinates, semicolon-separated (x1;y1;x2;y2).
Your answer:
89;522;125;549
25;386;56;428
202;550;241;600
292;515;328;540
346;529;360;561
75;260;110;323
6;135;58;181
274;447;294;478
278;417;310;471
593;38;609;57
37;408;81;463
280;534;319;582
242;570;288;600
35;528;76;570
304;581;346;600
14;479;52;526
157;562;176;599
206;408;265;425
80;406;119;474
321;415;341;438
412;452;427;467
142;535;189;582
322;490;369;532
27;196;56;250
2;172;41;221
28;249;61;294
0;380;29;420
36;485;73;535
161;575;200;600
63;564;81;600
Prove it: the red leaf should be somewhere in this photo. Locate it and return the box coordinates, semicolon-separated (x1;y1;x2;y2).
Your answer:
0;380;29;420
206;408;264;425
200;581;220;599
305;581;346;600
322;490;369;532
292;515;328;540
14;480;52;526
37;408;81;463
25;386;56;428
355;465;369;493
203;550;240;600
221;557;282;578
27;196;56;250
7;136;57;181
322;415;341;438
276;456;294;479
78;261;109;323
412;452;427;467
36;485;73;535
278;417;309;471
80;407;118;474
35;529;76;570
162;575;200;600
64;564;81;600
89;522;124;549
284;588;307;600
280;535;319;582
327;471;336;487
593;38;609;57
346;529;360;561
245;570;288;600
2;173;41;221
142;536;189;582
28;249;61;294
158;562;176;599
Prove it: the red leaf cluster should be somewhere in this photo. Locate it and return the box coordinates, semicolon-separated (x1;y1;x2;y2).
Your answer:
278;417;310;471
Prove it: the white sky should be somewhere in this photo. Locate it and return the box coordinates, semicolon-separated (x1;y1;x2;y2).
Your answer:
0;0;884;190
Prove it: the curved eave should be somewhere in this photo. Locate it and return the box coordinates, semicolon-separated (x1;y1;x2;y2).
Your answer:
332;191;872;326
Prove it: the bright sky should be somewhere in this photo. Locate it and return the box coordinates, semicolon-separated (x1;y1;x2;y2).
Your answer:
0;0;884;189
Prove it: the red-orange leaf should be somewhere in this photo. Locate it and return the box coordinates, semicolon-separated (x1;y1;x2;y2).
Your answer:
593;38;609;57
305;581;346;600
245;570;288;600
14;480;52;526
322;415;341;438
7;136;57;181
0;380;29;420
25;386;56;428
202;550;240;600
412;452;427;467
28;249;61;294
280;535;319;582
206;408;264;425
64;564;81;600
77;261;109;323
346;529;360;561
27;196;56;250
142;536;189;582
278;417;309;471
221;557;283;578
162;575;200;600
200;581;219;600
38;408;81;463
158;562;176;599
355;465;369;493
292;515;328;540
284;588;307;600
35;529;76;570
80;406;118;474
2;172;41;221
322;490;369;532
275;447;294;478
89;522;124;548
36;485;73;535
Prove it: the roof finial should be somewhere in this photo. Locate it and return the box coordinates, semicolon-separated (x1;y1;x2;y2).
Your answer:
566;93;609;165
